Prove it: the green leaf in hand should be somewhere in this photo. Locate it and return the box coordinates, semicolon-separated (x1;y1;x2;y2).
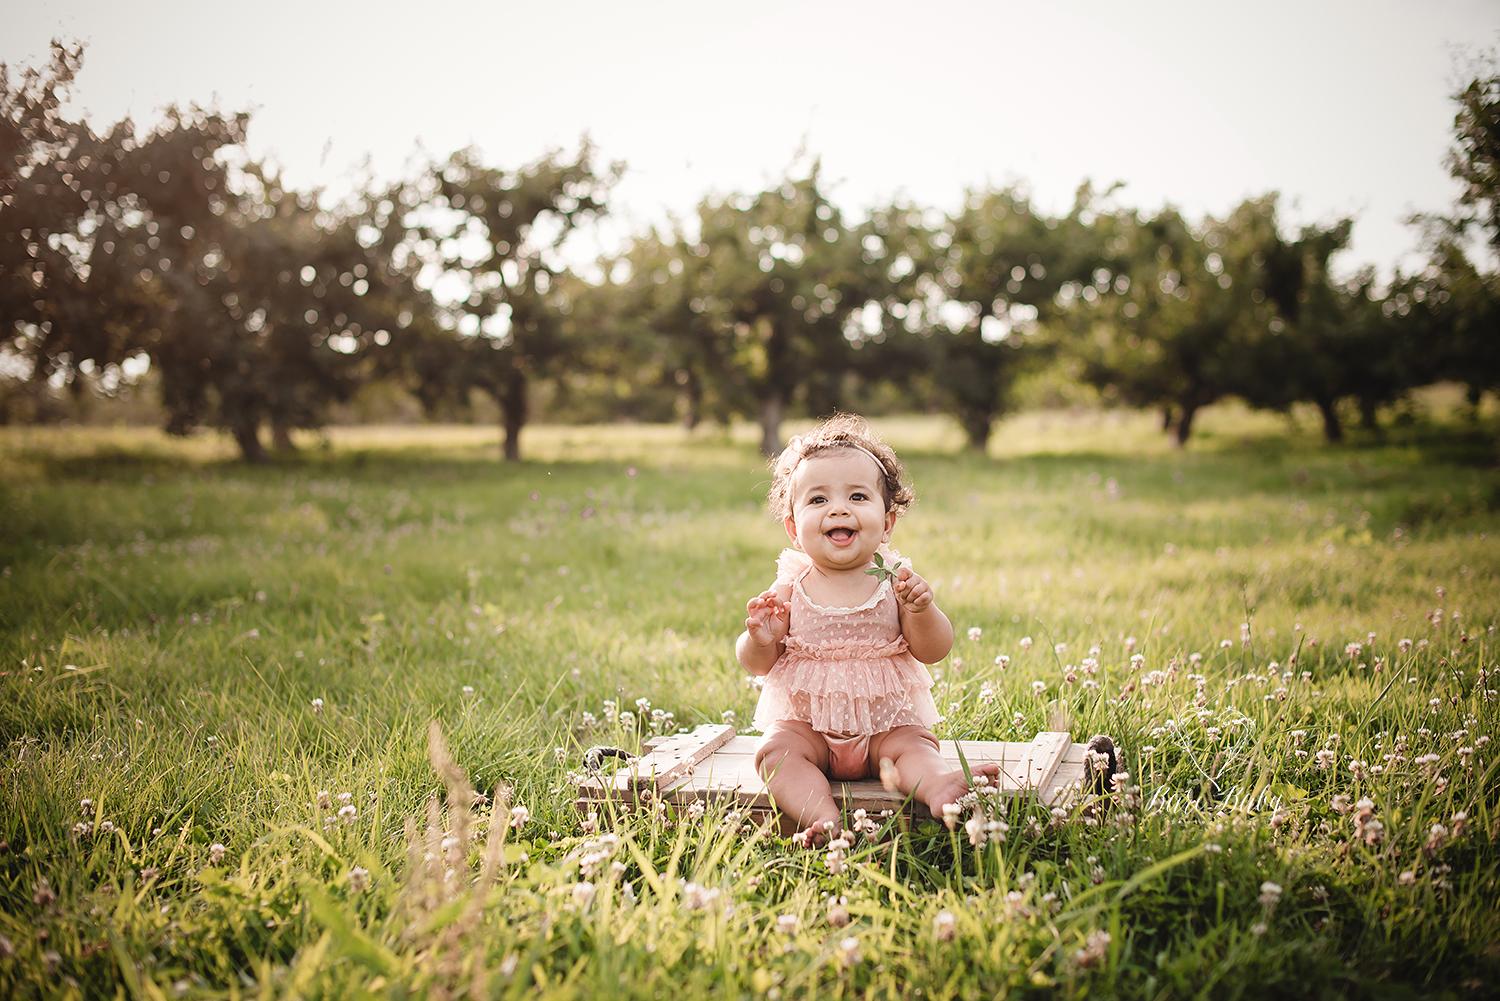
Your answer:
864;552;904;584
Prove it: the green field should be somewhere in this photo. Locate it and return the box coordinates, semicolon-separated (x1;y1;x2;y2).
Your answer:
2;407;1498;999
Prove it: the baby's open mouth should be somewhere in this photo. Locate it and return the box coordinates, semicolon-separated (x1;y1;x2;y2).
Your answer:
826;528;855;542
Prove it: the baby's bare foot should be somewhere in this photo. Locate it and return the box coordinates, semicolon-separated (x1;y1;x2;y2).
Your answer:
922;763;1002;827
790;819;840;848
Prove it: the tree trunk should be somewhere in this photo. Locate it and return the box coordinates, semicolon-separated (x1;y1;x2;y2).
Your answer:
681;373;702;430
233;423;268;463
500;369;528;462
272;423;297;453
1161;406;1175;432
959;406;993;451
1466;383;1483;422
757;392;784;456
1315;396;1343;443
1357;397;1381;433
1173;403;1197;448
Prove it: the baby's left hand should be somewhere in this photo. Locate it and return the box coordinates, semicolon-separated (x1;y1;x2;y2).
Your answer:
893;566;936;613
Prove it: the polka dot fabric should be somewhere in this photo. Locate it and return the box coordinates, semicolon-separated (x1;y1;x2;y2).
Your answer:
752;548;939;736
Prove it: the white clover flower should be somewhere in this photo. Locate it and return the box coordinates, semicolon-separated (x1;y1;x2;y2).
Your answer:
509;805;530;828
682;882;721;910
1019;637;1033;650
348;866;370;892
1031;680;1047;695
776;914;799;934
1075;930;1111;967
1258;881;1283;906
209;843;226;863
572;881;596;907
934;910;957;941
995;654;1011;669
311;698;324;713
967;627;983;642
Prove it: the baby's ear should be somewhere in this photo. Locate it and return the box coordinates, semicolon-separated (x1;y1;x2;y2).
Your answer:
783;515;799;544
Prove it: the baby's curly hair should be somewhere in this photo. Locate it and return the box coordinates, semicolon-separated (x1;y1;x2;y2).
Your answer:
767;413;915;518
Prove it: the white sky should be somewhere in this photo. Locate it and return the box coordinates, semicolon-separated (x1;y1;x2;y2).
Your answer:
6;0;1499;278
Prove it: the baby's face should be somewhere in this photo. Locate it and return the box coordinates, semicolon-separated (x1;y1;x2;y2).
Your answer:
782;449;896;574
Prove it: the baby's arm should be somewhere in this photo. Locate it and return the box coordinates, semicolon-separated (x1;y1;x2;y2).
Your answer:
894;566;953;664
736;582;792;676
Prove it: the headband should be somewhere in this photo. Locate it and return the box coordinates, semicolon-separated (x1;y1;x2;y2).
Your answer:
781;436;887;477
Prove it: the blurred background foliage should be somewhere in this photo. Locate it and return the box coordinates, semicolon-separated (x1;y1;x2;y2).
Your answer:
4;41;1500;461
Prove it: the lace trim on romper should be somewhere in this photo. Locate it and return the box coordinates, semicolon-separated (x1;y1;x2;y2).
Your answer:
752;546;940;736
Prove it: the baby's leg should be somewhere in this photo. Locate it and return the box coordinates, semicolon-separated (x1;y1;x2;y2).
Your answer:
870;725;1001;826
755;721;839;842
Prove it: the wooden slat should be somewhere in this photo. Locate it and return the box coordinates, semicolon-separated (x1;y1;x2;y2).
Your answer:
1041;745;1087;807
948;740;1034;793
662;739;767;808
618;723;736;791
1026;731;1070;793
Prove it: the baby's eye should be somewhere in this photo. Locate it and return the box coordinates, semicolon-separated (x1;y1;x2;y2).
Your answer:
851;492;869;502
809;495;827;504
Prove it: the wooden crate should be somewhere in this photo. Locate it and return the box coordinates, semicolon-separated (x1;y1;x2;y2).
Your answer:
574;723;1101;829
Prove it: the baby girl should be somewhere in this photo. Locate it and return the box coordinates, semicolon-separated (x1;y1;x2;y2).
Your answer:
735;414;999;841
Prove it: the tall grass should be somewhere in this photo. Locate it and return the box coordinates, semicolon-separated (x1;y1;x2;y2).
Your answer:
1;410;1497;998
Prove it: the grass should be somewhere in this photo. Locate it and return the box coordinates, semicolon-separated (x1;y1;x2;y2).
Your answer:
1;405;1498;999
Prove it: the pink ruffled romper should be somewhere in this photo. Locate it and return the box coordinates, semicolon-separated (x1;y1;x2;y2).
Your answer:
753;548;940;780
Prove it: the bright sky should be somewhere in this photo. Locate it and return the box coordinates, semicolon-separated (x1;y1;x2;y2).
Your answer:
6;0;1498;277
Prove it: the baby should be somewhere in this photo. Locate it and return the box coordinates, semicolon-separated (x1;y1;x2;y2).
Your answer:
736;414;999;841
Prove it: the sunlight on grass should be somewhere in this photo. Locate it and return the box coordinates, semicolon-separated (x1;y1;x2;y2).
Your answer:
1;409;1497;998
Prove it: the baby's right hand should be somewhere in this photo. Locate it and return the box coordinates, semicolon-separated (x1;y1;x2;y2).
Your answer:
744;589;789;647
